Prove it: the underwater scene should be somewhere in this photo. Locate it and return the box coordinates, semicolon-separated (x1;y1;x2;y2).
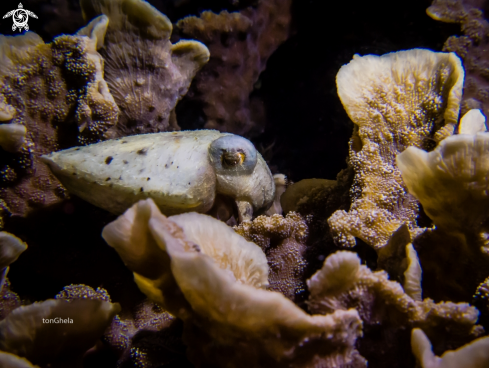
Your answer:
0;0;489;367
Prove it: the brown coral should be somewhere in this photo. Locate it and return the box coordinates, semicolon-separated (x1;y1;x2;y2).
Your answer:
81;0;210;138
55;283;186;367
0;17;119;220
176;0;292;137
328;49;464;250
308;251;484;367
235;212;309;303
427;0;489;120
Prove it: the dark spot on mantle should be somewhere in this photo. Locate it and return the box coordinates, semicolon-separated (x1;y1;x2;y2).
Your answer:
147;177;151;181
140;187;144;192
137;148;148;155
105;156;113;165
123;160;129;164
106;177;111;181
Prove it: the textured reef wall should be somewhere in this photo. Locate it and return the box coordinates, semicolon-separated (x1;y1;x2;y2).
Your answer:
0;0;489;367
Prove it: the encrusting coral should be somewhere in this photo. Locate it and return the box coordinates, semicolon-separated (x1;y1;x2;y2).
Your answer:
0;16;119;221
235;212;309;303
308;251;484;367
328;49;464;250
80;0;210;138
176;0;292;136
102;198;364;368
427;0;489;121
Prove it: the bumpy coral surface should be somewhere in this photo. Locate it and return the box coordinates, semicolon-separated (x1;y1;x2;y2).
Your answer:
0;18;119;220
102;199;363;368
235;212;309;303
56;284;184;367
308;251;483;367
81;0;210;138
176;0;292;136
329;49;464;249
428;0;489;120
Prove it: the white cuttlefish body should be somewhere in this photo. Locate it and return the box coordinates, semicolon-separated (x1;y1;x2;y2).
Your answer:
41;130;275;221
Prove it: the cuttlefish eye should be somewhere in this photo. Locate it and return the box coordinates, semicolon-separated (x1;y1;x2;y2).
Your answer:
209;135;257;174
222;149;245;167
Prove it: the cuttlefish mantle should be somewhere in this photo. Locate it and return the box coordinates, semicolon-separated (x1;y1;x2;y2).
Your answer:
41;130;275;222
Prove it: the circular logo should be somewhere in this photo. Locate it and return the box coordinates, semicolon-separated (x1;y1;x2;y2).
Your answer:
3;3;38;32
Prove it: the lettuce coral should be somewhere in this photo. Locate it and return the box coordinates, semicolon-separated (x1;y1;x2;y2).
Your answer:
0;298;120;366
80;0;210;138
308;251;483;367
176;0;292;136
397;132;489;301
55;283;184;367
397;132;489;239
329;49;464;249
0;16;119;220
102;198;363;368
412;328;489;368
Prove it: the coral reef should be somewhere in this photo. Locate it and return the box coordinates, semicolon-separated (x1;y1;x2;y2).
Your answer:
80;0;210;138
328;49;464;249
55;283;186;367
412;328;489;368
42;130;275;219
235;212;309;303
1;1;488;366
308;251;483;367
397;132;489;302
0;298;120;367
102;199;364;368
427;0;489;120
0;17;119;220
176;0;293;136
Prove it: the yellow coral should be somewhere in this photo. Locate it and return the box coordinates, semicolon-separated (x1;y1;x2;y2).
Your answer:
103;199;363;367
329;49;464;249
397;132;489;235
412;328;489;368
